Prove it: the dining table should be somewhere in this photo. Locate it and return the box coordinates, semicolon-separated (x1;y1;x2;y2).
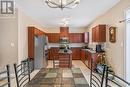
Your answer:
26;68;89;87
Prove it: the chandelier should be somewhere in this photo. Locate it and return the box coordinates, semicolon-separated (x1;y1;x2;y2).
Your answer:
45;0;80;10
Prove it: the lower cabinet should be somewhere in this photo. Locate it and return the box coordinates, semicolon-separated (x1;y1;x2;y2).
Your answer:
59;53;72;68
48;47;59;60
71;47;81;60
48;47;81;60
81;49;86;62
81;50;102;69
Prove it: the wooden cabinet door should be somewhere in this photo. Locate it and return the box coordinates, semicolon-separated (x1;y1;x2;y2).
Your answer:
69;33;74;43
60;27;69;38
92;25;106;42
51;33;60;43
28;27;45;60
46;33;60;43
92;28;96;42
48;48;59;60
99;25;106;42
72;48;81;60
69;33;84;43
28;28;35;59
95;26;100;42
81;49;86;62
87;51;92;69
79;33;84;42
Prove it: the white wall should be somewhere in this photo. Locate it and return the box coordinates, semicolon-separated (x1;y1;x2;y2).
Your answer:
86;0;130;78
0;8;48;73
0;10;18;73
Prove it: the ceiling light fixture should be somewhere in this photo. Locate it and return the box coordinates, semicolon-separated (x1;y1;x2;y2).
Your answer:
45;0;80;10
60;18;70;26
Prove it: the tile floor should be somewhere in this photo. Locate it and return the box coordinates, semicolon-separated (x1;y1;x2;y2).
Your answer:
47;60;91;85
26;68;89;87
9;60;90;87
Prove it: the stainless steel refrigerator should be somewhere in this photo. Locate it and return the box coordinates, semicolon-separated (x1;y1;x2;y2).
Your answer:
34;35;48;69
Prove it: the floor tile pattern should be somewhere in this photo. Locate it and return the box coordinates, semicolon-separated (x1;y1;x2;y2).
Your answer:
26;68;89;87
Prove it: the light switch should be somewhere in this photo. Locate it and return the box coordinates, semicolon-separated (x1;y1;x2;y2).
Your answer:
121;42;123;47
11;43;15;47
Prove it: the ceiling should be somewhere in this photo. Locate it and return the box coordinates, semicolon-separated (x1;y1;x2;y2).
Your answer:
16;0;120;28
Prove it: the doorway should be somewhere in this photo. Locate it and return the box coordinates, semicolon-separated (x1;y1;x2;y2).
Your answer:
125;9;130;86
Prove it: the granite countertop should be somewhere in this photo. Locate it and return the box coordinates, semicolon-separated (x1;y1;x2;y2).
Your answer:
82;48;96;54
58;49;72;54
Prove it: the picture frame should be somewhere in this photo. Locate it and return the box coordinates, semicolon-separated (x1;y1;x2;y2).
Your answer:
109;27;116;43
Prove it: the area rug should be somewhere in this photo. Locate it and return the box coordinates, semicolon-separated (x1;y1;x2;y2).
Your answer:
26;68;89;87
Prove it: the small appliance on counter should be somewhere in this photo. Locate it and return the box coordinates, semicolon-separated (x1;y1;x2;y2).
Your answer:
59;44;70;49
82;43;89;49
96;44;105;53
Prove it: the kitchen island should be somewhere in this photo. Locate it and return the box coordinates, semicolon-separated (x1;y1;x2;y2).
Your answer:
58;49;72;68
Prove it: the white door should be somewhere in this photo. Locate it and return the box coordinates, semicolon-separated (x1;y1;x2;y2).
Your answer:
125;9;130;87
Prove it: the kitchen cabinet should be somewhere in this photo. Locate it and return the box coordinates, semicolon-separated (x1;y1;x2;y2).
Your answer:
28;27;45;59
46;33;60;43
92;25;106;42
59;52;72;68
71;47;81;60
48;47;59;60
46;28;84;43
48;47;81;60
82;50;95;69
81;50;102;69
69;33;84;43
60;27;69;38
86;51;92;69
81;49;86;62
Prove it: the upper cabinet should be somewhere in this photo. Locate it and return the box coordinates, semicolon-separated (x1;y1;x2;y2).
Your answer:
46;33;60;43
46;27;69;43
69;33;84;43
46;27;84;43
28;27;45;59
92;25;106;42
60;27;69;38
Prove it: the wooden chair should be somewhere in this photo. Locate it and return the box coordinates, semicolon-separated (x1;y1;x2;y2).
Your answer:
105;66;130;87
14;60;30;87
90;58;106;87
0;65;10;87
